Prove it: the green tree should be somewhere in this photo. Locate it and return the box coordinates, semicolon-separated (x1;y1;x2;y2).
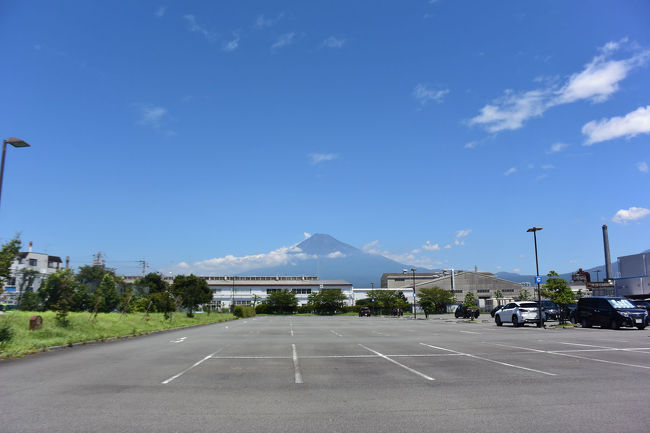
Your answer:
266;289;298;314
76;265;114;293
418;287;455;315
70;285;93;312
369;290;408;315
97;274;119;313
494;289;503;300
0;236;21;294
171;274;212;317
18;289;41;311
17;268;39;304
575;288;585;299
307;289;347;315
516;289;531;301
541;270;575;324
39;269;78;326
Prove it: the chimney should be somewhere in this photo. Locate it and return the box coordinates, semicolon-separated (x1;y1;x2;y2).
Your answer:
65;256;70;269
29;241;33;252
602;225;613;281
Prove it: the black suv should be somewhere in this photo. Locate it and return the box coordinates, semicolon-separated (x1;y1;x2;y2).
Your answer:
541;300;559;321
454;304;480;319
359;307;371;317
576;297;647;330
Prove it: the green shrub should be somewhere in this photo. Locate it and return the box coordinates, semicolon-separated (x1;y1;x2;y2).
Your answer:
0;321;14;345
233;306;256;318
255;303;271;314
296;305;312;314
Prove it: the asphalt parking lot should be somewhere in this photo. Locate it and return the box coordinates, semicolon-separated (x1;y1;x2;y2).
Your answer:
2;315;650;432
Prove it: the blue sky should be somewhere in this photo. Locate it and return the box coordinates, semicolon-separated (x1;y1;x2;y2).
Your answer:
1;0;649;278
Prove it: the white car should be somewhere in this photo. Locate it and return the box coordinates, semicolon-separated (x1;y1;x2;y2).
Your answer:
495;301;545;327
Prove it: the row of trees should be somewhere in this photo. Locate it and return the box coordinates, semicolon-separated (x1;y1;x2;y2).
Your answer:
16;266;213;323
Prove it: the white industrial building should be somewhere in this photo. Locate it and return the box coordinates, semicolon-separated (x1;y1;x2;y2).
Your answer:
121;275;354;309
615;252;650;298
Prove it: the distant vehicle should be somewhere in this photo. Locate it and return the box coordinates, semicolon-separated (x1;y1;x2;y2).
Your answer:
454;304;479;319
628;299;650;324
576;297;647;330
495;301;544;327
565;303;577;323
490;305;504;317
359;307;371;317
541;300;559;321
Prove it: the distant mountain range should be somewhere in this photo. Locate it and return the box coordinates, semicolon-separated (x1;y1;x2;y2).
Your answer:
238;233;646;287
239;233;425;287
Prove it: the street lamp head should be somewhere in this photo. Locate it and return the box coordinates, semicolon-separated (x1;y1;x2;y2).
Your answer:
411;268;416;272
4;137;30;148
527;227;543;233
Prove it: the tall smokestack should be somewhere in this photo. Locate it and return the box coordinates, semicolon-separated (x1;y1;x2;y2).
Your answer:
29;241;33;252
65;256;70;269
602;225;613;281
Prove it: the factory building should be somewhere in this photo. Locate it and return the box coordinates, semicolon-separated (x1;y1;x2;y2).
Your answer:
615;252;650;298
121;275;353;309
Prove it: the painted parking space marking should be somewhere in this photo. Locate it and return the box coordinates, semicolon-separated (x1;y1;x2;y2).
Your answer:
162;348;224;384
421;343;556;376
493;343;650;370
292;344;303;384
169;337;187;343
330;330;343;337
459;331;480;335
359;344;435;381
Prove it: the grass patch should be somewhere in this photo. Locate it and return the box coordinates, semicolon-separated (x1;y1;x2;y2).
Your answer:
0;311;235;359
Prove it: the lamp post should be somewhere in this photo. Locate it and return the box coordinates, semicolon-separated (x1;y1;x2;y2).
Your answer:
594;269;601;283
1;137;31;209
404;268;417;319
526;227;544;328
231;276;235;313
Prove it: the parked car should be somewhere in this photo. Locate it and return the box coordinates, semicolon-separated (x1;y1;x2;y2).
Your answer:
565;303;577;323
576;297;647;330
541;300;559;321
454;304;480;319
495;301;545;327
490;305;504;317
627;299;650;326
359;307;371;317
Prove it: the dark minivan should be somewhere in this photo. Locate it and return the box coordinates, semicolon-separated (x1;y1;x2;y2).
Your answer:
576;297;647;330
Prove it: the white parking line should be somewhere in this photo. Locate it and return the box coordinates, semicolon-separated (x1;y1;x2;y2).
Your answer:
330;330;343;337
290;321;294;337
459;331;480;335
493;343;650;370
359;344;434;381
161;348;224;384
292;344;303;384
420;343;556;376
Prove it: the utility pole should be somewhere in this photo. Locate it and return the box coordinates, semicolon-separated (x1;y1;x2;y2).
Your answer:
138;260;148;277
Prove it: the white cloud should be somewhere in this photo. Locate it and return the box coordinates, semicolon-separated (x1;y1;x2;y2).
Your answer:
470;40;649;132
536;174;548;181
254;13;284;29
444;244;452;249
496;265;502;270
582;105;650;145
309;153;338;164
323;37;345;48
504;167;517;176
512;268;521;273
155;6;166;17
222;33;240;52
638;161;649;173
569;259;578;264
454;239;465;246
271;32;295;51
184;14;216;42
548;142;569;153
421;241;440;251
303;232;311;239
172;245;315;274
362;240;380;254
541;164;555;169
456;229;472;238
411;249;421;254
413;84;449;105
612;207;650;224
464;141;478;149
362;240;438;268
327;251;345;259
138;105;167;129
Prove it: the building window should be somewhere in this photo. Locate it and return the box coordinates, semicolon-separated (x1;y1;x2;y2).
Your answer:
477;289;490;293
267;289;282;294
453;290;463;293
235;300;250;305
503;289;514;293
29;259;37;267
394;278;405;282
291;288;312;295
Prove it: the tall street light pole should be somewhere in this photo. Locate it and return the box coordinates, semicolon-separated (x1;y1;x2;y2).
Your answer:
1;137;31;209
404;268;417;319
527;227;544;328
